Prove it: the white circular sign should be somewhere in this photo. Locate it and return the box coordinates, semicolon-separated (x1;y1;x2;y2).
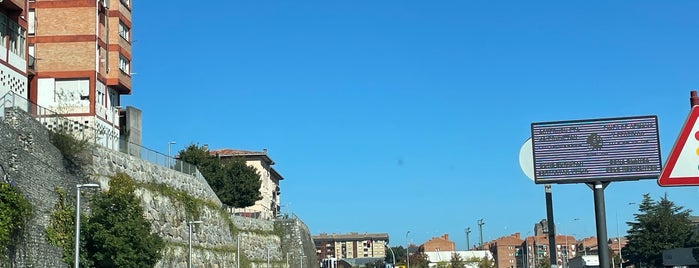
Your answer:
519;138;535;181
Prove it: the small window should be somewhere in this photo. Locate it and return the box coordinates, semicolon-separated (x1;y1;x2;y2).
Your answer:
118;21;130;42
120;0;130;8
118;54;130;75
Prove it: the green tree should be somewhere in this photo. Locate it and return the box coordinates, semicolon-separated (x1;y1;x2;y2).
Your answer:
466;256;495;268
178;144;262;208
386;246;407;265
221;157;262;207
83;173;164;267
451;252;466;268
0;182;32;262
624;193;699;268
409;252;430;268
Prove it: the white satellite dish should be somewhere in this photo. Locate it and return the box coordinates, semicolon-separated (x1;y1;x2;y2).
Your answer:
519;138;535;181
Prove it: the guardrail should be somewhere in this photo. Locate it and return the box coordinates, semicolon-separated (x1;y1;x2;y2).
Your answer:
0;92;203;178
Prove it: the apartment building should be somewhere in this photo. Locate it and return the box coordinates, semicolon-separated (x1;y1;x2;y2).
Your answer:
487;233;523;268
0;0;29;101
313;232;389;262
210;148;284;219
420;234;456;252
27;0;133;148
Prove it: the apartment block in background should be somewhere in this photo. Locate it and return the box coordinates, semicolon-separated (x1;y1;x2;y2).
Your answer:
313;232;389;262
487;233;523;268
210;148;284;220
420;234;456;252
28;0;133;148
0;0;29;101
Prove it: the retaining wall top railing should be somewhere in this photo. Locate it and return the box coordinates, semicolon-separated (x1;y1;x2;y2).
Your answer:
0;92;204;179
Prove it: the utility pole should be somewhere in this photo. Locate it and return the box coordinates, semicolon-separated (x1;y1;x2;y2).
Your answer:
465;227;471;250
477;219;485;249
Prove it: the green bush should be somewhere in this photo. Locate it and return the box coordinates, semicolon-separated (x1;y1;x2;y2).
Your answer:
48;125;91;160
0;182;32;261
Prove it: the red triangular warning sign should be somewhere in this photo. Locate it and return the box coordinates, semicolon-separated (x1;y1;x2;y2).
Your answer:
658;105;699;186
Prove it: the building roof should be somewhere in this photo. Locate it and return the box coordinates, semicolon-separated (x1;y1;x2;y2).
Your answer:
313;232;390;242
209;148;284;180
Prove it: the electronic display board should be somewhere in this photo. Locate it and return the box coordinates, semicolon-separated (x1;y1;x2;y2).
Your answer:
531;115;661;184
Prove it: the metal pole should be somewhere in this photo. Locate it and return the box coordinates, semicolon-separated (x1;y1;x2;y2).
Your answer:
617;213;622;268
406;231;410;268
267;246;270;268
168;141;176;167
385;244;396;265
188;220;203;268
545;184;557;268
74;186;81;268
74;184;99;268
286;252;290;268
188;222;193;268
300;255;304;268
465;227;471;250
590;181;610;268
237;233;241;268
478;219;485;249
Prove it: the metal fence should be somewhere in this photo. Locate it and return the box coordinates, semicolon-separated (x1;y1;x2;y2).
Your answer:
0;92;203;178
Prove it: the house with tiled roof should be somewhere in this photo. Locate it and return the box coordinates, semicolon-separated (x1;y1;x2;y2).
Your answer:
488;233;523;268
210;148;284;220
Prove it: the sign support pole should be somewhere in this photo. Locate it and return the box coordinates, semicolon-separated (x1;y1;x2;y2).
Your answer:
587;181;610;268
545;184;557;268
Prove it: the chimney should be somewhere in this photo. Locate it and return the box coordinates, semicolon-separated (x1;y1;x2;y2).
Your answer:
443;234;449;240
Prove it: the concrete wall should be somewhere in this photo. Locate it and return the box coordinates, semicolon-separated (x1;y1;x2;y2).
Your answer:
1;108;319;268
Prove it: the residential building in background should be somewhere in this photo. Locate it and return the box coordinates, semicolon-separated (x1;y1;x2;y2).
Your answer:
313;232;389;264
28;0;133;148
487;233;523;268
210;148;284;220
0;0;28;101
420;234;456;252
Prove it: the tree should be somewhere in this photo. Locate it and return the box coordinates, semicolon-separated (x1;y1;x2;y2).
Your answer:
623;193;699;268
221;157;262;207
451;252;466;268
83;173;164;267
466;256;495;268
178;144;262;207
409;252;430;268
386;246;407;264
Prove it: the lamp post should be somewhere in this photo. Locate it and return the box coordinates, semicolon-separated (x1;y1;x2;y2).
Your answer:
168;141;177;168
300;255;305;268
406;231;411;268
237;233;241;268
286;252;290;268
267;246;270;268
385;244;396;266
477;219;485;249
465;227;471;250
188;220;203;268
74;183;100;268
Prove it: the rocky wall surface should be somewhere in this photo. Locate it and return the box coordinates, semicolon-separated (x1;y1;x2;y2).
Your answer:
1;108;316;268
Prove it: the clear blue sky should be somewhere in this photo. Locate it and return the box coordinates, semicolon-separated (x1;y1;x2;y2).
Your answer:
126;1;699;249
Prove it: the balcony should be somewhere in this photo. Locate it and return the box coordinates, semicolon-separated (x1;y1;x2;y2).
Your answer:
0;0;23;11
28;55;35;75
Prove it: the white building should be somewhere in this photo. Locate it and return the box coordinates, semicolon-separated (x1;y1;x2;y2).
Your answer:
424;250;493;268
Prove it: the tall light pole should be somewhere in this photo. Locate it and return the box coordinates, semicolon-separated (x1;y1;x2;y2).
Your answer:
465;227;471;250
237;233;241;268
188;220;203;268
168;141;176;167
300;255;305;268
406;231;411;268
267;245;270;268
286;252;290;268
385;243;396;266
477;219;485;249
74;183;100;268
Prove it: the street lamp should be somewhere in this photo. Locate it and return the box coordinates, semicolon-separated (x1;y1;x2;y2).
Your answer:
74;183;100;268
168;141;176;167
385;243;396;266
465;227;471;250
300;255;305;268
188;220;203;268
406;231;411;268
477;219;485;249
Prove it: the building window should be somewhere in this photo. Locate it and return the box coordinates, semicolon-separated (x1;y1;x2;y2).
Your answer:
118;21;130;42
120;0;130;8
0;15;7;48
118;54;130;74
9;21;26;58
28;10;35;35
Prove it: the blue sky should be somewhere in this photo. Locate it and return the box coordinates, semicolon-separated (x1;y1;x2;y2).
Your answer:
125;1;699;249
